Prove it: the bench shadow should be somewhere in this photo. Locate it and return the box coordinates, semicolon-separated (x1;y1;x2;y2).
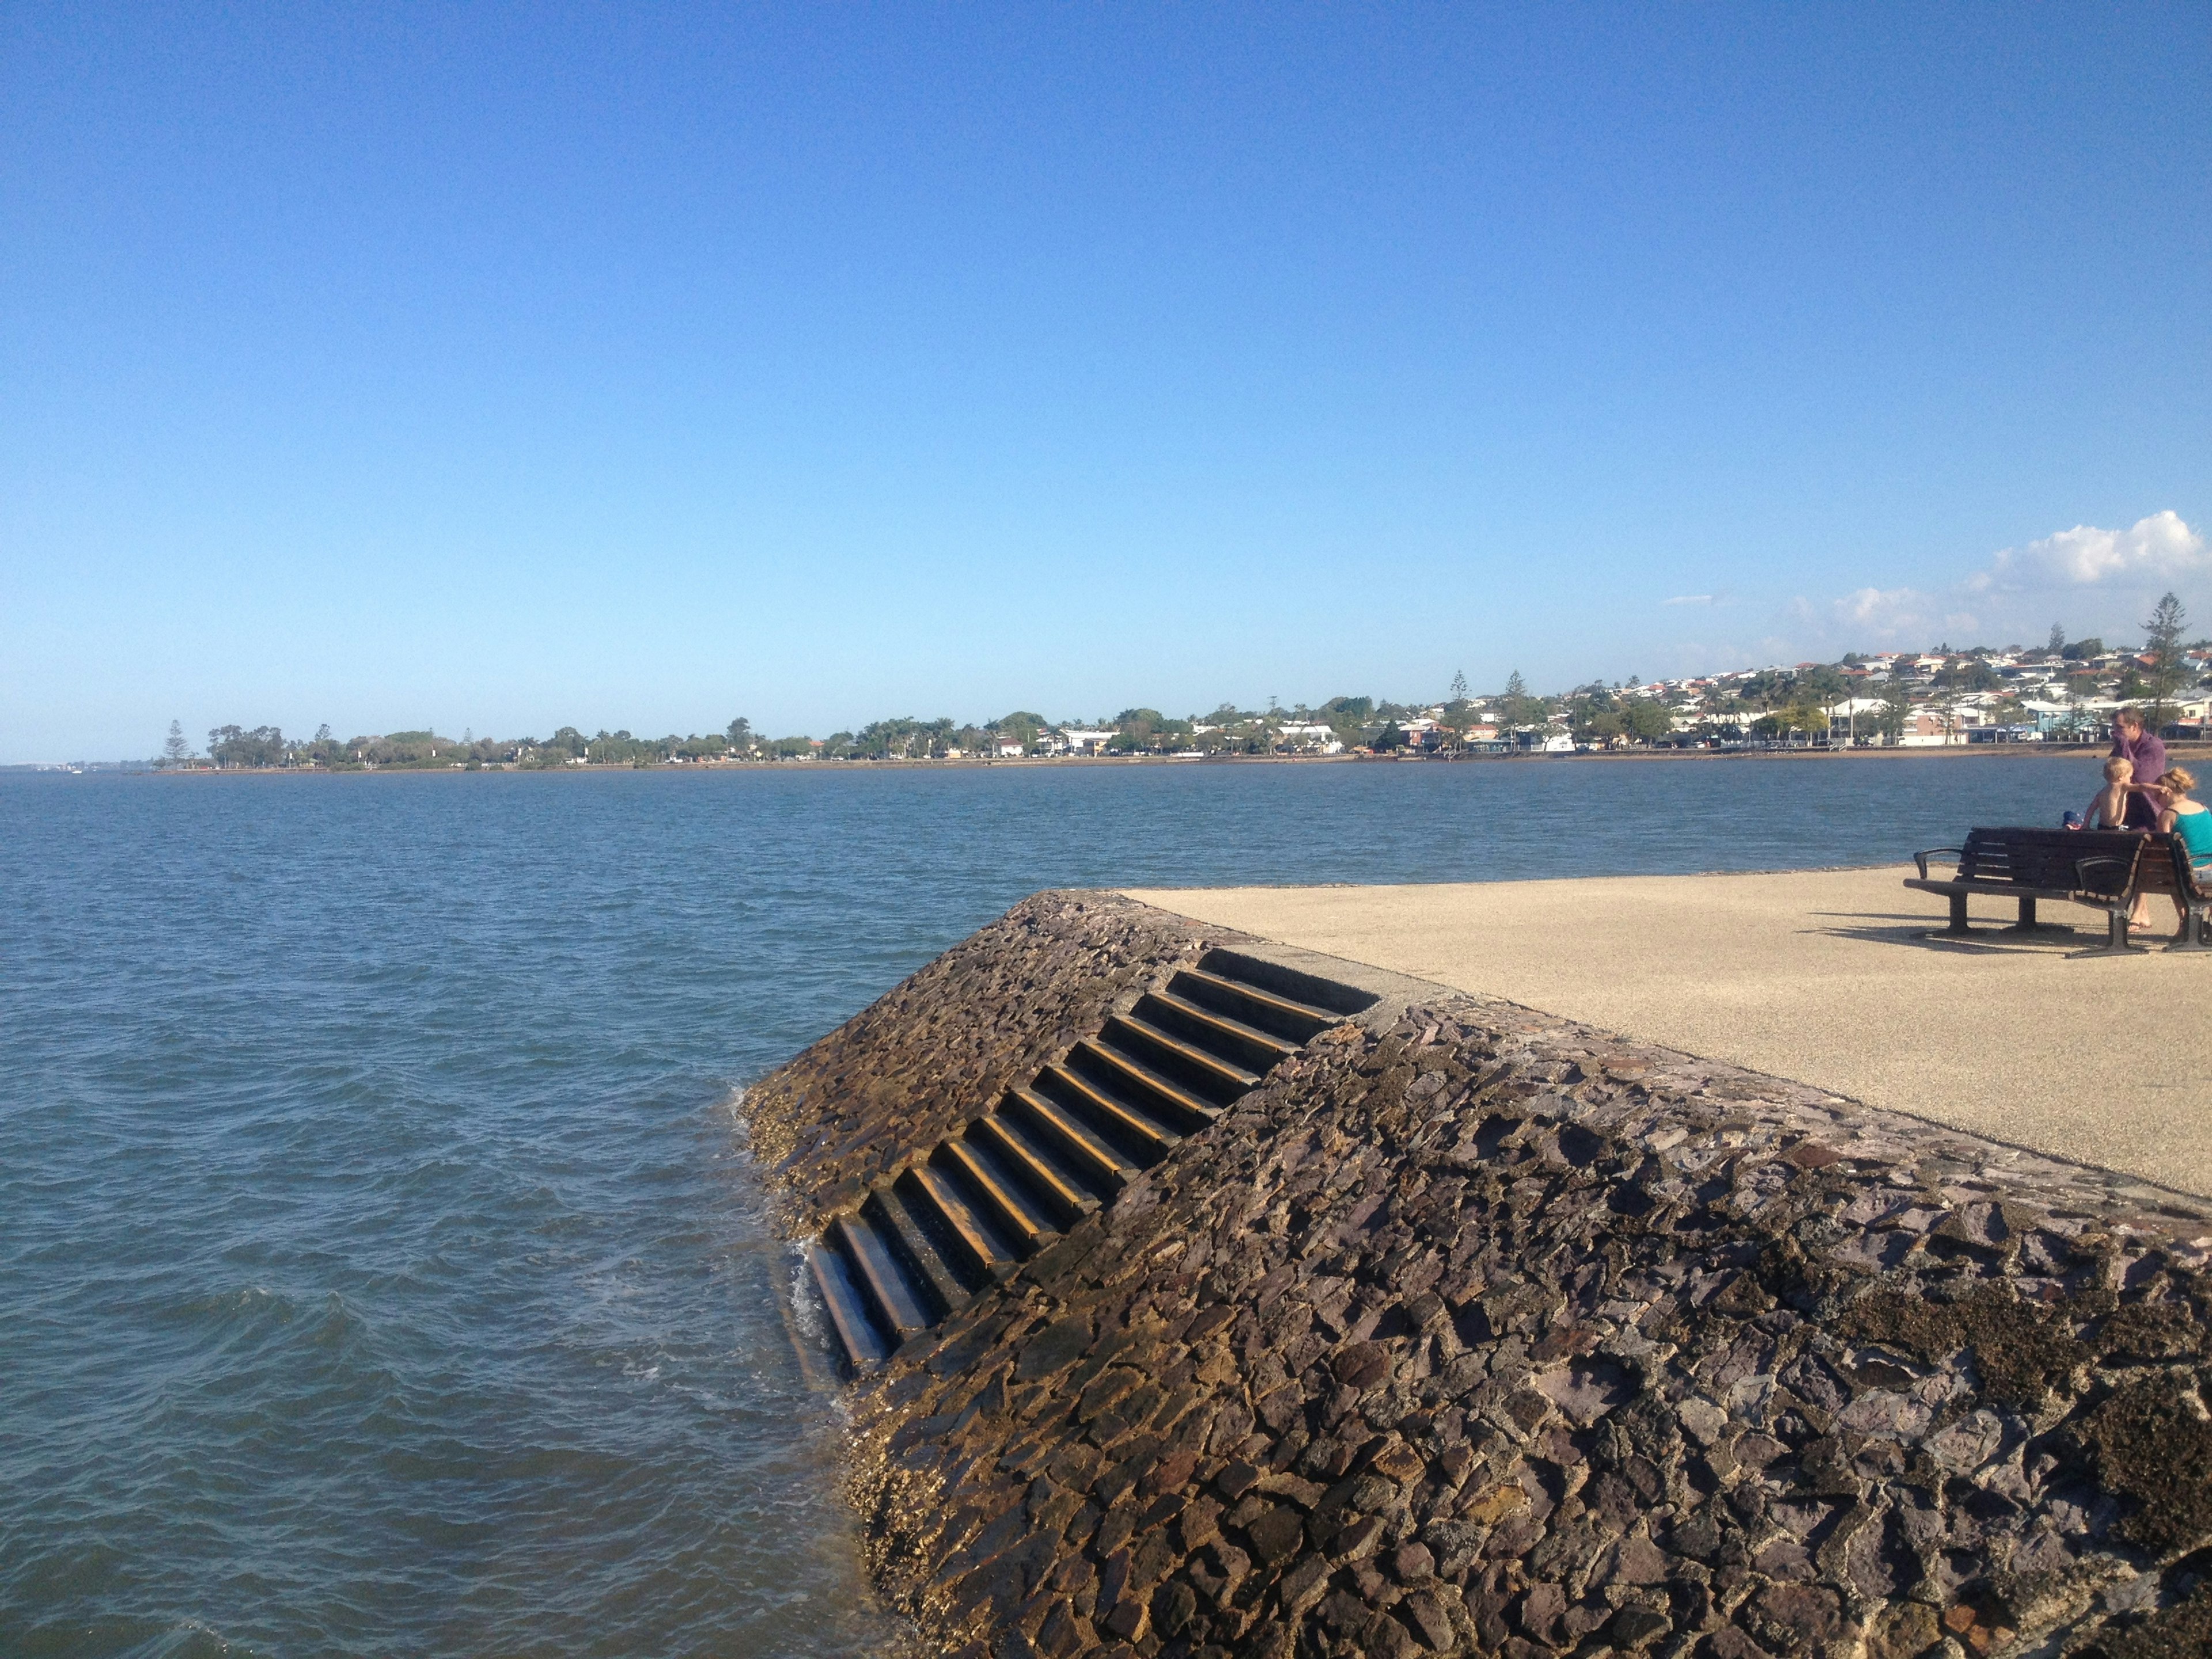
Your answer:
1802;909;2091;956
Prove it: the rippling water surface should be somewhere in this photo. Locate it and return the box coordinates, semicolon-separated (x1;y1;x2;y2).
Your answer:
0;756;2090;1655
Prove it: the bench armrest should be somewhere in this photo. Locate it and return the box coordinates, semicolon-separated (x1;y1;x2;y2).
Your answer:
2073;855;2135;894
1912;847;1964;880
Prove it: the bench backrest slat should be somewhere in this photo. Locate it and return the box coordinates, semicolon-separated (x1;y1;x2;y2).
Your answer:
2134;834;2205;899
1962;827;2143;896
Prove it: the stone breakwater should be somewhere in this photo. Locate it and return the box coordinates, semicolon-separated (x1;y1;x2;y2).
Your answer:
747;893;2212;1659
747;893;1211;1218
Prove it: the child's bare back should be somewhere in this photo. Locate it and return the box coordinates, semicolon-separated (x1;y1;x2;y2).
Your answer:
2082;756;2134;830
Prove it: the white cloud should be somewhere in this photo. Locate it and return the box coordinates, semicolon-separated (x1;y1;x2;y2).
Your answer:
1650;512;2203;679
1781;512;2203;654
1834;586;1924;628
1969;511;2207;592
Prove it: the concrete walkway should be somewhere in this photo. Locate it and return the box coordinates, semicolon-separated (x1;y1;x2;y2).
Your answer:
1123;867;2212;1198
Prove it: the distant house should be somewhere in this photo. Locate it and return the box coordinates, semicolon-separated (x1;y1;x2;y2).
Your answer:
994;737;1025;758
1274;722;1340;753
1898;710;1960;747
1517;730;1575;753
1823;698;1891;744
1058;729;1115;755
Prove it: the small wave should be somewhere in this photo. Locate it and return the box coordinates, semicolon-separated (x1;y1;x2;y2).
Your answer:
113;1616;268;1659
785;1244;825;1349
710;1084;753;1150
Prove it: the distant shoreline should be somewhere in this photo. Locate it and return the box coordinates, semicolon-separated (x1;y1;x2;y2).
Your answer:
113;741;2212;776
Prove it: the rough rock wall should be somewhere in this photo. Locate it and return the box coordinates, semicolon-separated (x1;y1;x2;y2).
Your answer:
753;899;2212;1659
745;891;1208;1216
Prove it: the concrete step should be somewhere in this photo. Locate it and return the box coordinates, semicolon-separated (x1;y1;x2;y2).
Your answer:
830;1211;930;1347
809;1240;889;1372
899;1162;1019;1284
1036;1062;1181;1161
1003;1086;1141;1195
1169;964;1341;1044
936;1135;1058;1255
1138;987;1301;1072
864;1180;972;1319
970;1108;1101;1228
1075;1033;1228;1126
1100;1013;1259;1104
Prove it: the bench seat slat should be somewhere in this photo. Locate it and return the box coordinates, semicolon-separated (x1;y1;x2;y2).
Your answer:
1904;877;2092;900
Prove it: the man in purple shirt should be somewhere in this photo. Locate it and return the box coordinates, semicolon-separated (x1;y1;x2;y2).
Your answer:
2112;708;2168;828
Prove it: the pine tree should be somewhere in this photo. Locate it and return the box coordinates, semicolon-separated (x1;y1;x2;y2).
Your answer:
2145;592;2188;724
162;721;190;766
2048;622;2065;655
1449;670;1469;704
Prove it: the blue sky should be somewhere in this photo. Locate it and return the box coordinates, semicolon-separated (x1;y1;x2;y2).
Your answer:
4;3;2206;758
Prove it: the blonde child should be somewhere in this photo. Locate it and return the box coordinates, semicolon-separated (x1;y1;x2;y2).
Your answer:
2077;756;2133;830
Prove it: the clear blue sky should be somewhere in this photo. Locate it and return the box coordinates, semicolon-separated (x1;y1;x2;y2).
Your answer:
4;3;2206;759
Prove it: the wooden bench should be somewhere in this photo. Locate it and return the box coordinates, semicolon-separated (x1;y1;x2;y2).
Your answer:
2132;832;2212;952
1905;827;2152;953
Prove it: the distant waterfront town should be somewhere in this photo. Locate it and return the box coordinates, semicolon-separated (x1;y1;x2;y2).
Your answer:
26;618;2212;775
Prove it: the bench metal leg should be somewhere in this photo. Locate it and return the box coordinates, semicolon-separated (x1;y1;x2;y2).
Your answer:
2165;902;2212;953
2075;904;2147;956
2005;894;2069;934
1944;892;1970;935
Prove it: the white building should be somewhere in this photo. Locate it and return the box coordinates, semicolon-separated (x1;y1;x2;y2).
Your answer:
1274;722;1338;751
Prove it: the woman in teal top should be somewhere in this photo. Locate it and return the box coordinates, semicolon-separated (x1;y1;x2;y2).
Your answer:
2143;767;2212;943
2154;767;2212;866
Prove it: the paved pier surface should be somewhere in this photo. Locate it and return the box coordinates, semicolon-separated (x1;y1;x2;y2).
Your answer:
1124;865;2212;1198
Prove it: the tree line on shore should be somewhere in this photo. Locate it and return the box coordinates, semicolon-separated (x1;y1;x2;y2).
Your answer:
169;704;1408;769
161;595;2210;770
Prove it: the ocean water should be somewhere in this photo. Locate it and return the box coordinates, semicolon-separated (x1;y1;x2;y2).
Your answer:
0;755;2093;1656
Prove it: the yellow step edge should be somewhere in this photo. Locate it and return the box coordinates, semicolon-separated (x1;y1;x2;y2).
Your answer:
1039;1063;1178;1152
1006;1086;1138;1183
1175;965;1337;1028
1144;988;1300;1058
1112;1014;1262;1089
832;1215;927;1339
906;1162;1016;1277
1078;1037;1221;1122
939;1138;1056;1247
808;1244;886;1368
974;1111;1099;1216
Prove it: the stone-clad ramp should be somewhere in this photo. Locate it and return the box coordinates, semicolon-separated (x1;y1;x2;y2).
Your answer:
807;949;1377;1370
